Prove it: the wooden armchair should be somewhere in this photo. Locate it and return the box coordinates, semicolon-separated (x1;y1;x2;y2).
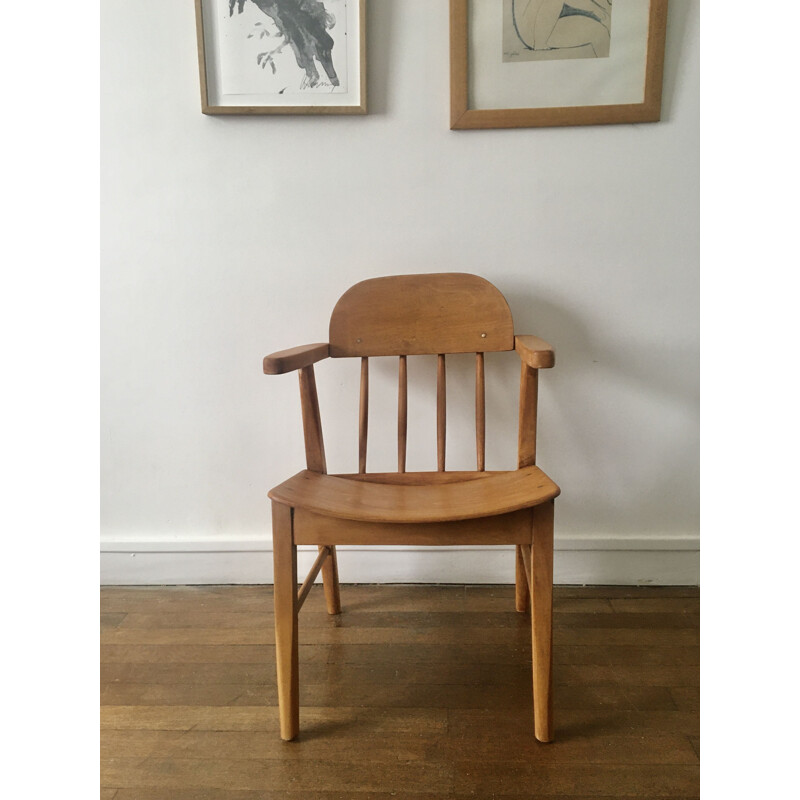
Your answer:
263;273;560;741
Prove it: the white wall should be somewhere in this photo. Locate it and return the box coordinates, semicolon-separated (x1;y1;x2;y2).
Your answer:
101;0;699;584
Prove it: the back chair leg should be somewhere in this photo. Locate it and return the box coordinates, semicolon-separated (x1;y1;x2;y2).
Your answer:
530;500;555;742
320;544;342;615
272;502;299;741
515;544;530;612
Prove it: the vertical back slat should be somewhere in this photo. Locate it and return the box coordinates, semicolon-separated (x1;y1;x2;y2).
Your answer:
298;365;326;473
437;354;446;471
475;352;485;471
397;355;408;472
358;356;369;473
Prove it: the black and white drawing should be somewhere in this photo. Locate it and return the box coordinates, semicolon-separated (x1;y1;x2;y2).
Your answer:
504;0;613;62
220;0;348;95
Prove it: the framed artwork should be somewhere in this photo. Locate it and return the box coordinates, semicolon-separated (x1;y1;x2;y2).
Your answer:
195;0;366;115
450;0;668;130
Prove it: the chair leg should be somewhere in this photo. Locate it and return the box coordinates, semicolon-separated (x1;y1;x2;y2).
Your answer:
530;500;555;743
515;544;530;612
272;501;299;741
319;545;342;615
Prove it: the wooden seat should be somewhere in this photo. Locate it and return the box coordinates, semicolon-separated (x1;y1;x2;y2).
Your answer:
269;467;559;524
263;273;559;743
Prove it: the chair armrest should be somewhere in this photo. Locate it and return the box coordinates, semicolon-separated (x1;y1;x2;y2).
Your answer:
263;343;330;375
515;335;555;369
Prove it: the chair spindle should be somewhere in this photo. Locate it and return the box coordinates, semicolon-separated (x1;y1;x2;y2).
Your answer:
437;354;446;471
359;356;369;473
476;352;485;471
398;355;407;472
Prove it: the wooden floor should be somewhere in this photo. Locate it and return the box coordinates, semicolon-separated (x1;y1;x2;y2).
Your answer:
101;584;700;799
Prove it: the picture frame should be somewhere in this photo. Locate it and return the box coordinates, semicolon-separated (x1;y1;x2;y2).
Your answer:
450;0;668;130
195;0;366;115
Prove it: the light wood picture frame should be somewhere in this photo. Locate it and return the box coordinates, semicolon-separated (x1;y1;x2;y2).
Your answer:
195;0;366;115
450;0;668;130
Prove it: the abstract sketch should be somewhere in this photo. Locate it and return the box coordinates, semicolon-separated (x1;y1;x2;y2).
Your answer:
504;0;612;62
223;0;347;93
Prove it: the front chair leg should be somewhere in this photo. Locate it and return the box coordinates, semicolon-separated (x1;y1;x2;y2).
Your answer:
530;500;555;742
320;545;342;615
272;502;299;741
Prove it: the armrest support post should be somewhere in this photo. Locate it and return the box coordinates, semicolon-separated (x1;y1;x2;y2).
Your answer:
298;365;327;474
516;334;554;467
263;343;329;472
518;363;539;468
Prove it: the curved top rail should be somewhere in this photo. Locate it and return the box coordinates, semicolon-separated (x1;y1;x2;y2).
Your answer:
329;273;515;357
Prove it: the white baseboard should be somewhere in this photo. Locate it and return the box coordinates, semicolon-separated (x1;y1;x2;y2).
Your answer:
100;534;699;586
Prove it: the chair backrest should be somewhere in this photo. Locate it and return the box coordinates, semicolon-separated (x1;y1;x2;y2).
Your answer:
327;274;517;474
329;273;514;357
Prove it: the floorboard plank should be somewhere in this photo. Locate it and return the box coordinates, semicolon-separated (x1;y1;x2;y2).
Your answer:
451;762;700;796
101;624;700;647
112;793;697;800
101;705;447;734
101;757;454;793
100;585;700;798
101;659;694;688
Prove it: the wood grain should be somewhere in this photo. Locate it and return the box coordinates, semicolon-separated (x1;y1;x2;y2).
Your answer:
397;355;407;472
266;274;560;741
298;365;326;473
271;502;298;740
437;354;446;471
100;622;699;648
475;352;485;470
262;343;329;375
515;335;556;369
102;584;699;798
269;466;559;524
515;544;530;612
531;501;555;742
328;274;514;357
319;545;341;615
293;507;535;546
296;547;330;611
337;470;488;485
518;362;539;468
358;356;368;473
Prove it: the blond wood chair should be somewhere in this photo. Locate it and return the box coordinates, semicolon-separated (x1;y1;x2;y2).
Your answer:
263;273;559;742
